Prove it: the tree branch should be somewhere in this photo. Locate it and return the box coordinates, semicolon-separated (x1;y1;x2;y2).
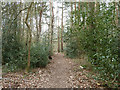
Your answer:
9;6;29;29
14;7;29;21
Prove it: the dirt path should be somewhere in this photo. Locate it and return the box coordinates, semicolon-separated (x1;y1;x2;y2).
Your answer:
2;53;99;88
42;53;73;88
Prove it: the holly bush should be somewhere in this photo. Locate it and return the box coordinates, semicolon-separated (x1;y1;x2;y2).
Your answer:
64;2;120;87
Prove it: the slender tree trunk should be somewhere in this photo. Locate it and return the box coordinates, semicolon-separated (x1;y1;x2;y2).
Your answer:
14;3;17;36
74;0;76;14
19;2;22;41
118;1;120;83
22;3;25;39
74;0;76;22
30;4;33;41
118;1;120;27
50;1;52;47
61;3;63;52
39;10;42;34
25;3;29;52
45;17;50;45
39;3;43;41
35;3;39;42
71;2;73;26
78;0;81;26
58;17;60;53
49;1;54;54
25;2;33;72
51;5;54;49
0;1;2;66
78;0;80;10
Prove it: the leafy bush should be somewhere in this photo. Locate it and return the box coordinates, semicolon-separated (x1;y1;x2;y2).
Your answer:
64;2;120;87
2;34;27;71
2;2;52;72
65;41;79;58
30;43;50;68
3;34;50;71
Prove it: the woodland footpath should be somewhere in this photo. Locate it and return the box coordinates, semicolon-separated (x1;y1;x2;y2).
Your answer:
1;1;120;88
2;53;100;88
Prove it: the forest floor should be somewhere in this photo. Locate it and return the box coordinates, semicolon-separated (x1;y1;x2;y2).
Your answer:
2;53;101;88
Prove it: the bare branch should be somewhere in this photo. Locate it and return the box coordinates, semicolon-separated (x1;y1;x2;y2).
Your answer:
9;6;29;29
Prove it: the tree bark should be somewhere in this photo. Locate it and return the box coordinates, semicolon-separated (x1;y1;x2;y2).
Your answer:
61;3;63;52
22;3;25;40
49;1;54;54
71;2;73;26
25;2;33;72
51;5;54;49
118;1;120;83
58;16;60;53
38;3;43;41
78;0;80;10
35;3;39;42
74;0;76;21
19;2;22;41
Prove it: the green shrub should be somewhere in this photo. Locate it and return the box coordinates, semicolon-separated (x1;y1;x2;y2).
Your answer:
3;33;50;71
30;43;49;68
64;2;120;87
2;33;27;72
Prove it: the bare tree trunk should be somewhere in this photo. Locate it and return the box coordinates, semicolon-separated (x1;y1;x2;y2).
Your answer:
22;3;25;39
39;3;43;41
61;2;63;52
19;2;22;41
74;0;76;21
58;16;60;53
45;17;50;45
118;2;120;28
25;2;33;72
78;0;80;10
78;0;81;26
118;1;120;83
50;1;52;47
49;1;54;54
35;3;39;42
71;2;73;26
14;3;17;36
0;1;2;66
75;0;76;11
25;3;29;53
51;5;54;49
30;4;33;42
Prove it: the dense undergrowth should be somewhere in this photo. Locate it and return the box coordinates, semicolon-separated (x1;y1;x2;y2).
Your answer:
64;2;120;87
2;33;51;72
2;2;53;72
